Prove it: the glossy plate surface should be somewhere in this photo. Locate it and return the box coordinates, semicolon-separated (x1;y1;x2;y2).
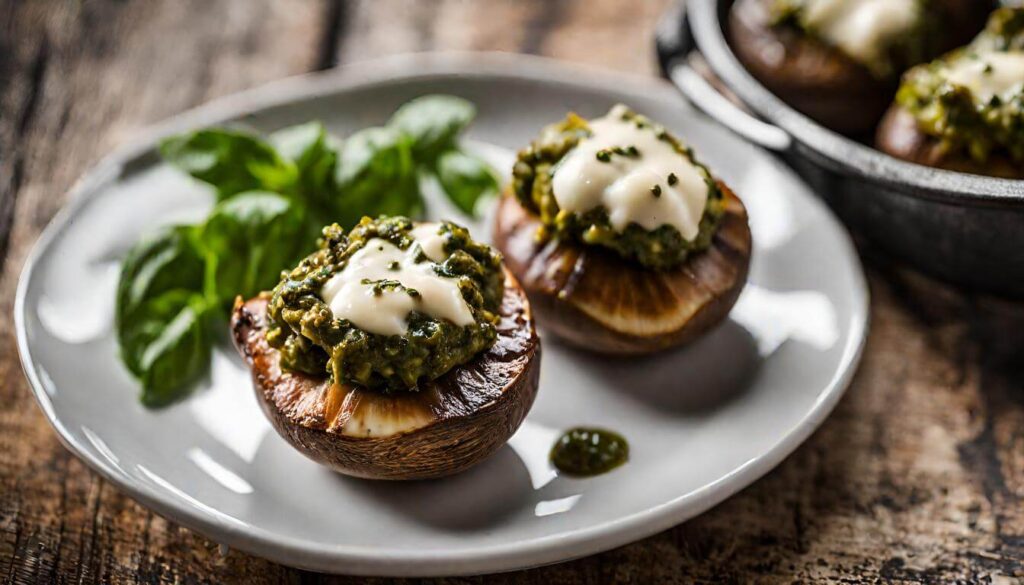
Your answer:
16;53;868;576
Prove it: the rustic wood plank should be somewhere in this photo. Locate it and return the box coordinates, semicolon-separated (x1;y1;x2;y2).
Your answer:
335;0;547;61
2;0;1023;583
333;0;669;75
0;1;328;583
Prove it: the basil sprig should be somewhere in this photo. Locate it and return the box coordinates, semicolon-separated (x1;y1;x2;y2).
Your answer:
116;95;498;406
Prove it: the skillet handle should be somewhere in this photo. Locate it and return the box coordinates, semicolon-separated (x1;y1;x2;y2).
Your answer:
655;1;792;152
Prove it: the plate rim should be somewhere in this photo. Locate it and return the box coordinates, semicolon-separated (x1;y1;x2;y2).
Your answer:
14;51;870;577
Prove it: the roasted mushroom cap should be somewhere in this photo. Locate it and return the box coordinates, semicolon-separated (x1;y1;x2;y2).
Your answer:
231;269;541;480
728;0;893;135
727;0;992;136
493;182;751;355
876;105;1024;179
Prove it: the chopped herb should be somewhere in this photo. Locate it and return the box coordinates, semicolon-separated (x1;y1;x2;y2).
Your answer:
360;278;407;296
651;184;662;197
598;146;642;162
608;145;640;158
388;260;400;270
667;172;678;186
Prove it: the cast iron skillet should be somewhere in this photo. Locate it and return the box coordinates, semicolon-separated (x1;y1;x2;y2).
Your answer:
656;0;1024;297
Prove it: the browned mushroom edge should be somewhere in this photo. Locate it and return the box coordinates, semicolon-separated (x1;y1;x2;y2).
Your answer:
230;268;541;480
492;181;751;355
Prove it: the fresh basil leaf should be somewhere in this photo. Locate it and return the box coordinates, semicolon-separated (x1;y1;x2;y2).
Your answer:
271;121;328;163
435;149;499;217
133;292;211;407
115;225;205;376
335;126;410;185
270;122;340;206
334;126;421;227
200;191;311;306
388;95;475;161
160;129;298;199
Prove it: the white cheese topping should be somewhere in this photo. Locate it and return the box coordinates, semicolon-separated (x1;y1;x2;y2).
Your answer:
800;0;920;73
319;224;474;336
409;223;448;263
944;52;1024;105
550;105;710;241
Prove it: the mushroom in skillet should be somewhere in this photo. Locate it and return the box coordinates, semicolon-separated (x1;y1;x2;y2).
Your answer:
232;217;540;480
492;105;751;355
728;0;994;135
877;7;1024;179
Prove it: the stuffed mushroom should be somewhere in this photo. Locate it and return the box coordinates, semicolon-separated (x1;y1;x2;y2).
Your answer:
728;0;993;134
231;217;540;480
492;105;751;355
877;8;1024;179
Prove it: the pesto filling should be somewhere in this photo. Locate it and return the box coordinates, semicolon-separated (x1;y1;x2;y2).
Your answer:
511;108;724;270
896;8;1024;163
266;216;503;393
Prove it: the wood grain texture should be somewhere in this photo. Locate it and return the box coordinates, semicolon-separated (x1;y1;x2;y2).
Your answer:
0;1;328;583
2;0;1022;583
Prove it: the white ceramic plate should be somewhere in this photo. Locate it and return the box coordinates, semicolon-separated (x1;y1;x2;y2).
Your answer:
16;53;868;577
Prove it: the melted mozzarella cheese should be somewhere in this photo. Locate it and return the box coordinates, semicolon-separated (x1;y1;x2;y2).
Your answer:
801;0;920;72
550;105;709;241
945;52;1024;104
320;224;474;336
409;223;448;262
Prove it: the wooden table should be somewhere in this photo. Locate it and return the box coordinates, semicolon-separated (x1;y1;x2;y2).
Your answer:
3;1;1023;582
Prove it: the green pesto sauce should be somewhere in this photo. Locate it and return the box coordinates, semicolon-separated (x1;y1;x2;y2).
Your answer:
265;216;504;393
896;8;1024;163
550;427;629;477
512;107;724;270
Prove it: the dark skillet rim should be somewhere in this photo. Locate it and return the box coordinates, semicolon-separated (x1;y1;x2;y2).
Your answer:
690;0;1024;206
